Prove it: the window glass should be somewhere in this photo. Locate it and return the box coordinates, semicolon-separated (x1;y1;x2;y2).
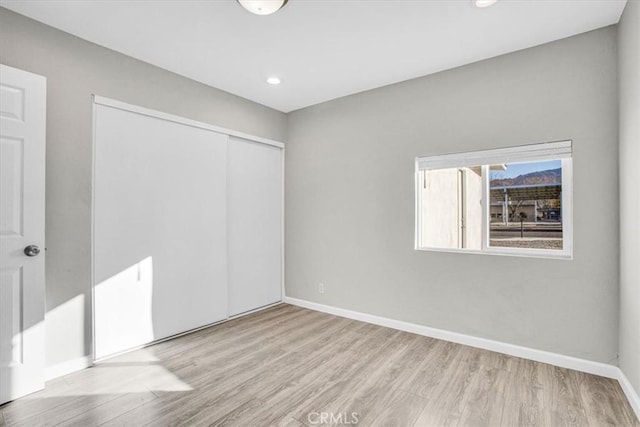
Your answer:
489;160;563;251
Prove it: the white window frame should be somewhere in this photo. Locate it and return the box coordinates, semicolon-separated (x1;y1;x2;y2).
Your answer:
415;140;573;260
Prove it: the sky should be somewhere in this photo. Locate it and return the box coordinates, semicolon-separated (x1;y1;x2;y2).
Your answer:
490;160;561;179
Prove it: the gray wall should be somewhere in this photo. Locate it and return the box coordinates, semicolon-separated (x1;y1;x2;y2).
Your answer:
0;7;287;369
618;0;640;395
286;27;619;363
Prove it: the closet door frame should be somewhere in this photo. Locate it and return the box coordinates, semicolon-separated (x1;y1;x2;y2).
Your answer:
90;95;284;362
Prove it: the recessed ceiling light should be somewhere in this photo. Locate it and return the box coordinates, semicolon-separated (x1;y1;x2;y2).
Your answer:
475;0;498;8
266;77;281;85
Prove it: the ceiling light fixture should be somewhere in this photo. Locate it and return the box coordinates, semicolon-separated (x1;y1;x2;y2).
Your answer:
237;0;288;16
475;0;498;8
266;77;281;85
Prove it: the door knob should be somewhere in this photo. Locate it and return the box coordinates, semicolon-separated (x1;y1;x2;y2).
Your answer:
24;245;40;257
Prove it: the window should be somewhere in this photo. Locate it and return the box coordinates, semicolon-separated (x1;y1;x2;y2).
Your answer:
415;141;572;259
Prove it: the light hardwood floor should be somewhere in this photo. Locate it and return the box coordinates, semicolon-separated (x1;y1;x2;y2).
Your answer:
1;303;638;426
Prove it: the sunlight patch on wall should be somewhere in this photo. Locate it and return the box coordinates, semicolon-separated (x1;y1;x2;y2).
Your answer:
94;256;154;360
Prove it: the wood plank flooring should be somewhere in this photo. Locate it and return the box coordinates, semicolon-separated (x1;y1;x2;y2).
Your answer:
1;303;637;426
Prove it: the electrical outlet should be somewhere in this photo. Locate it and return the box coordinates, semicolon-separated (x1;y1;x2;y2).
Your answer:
318;282;325;293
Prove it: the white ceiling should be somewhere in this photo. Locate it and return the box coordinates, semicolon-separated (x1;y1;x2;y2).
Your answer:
1;0;627;112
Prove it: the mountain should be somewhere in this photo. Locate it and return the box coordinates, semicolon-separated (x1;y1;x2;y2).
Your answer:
490;168;561;187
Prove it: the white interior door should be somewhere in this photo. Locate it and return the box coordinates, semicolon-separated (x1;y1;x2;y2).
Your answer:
93;102;228;360
228;136;283;316
0;64;46;404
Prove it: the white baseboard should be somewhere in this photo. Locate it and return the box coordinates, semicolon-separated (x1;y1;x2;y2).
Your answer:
284;297;618;377
45;356;93;381
284;296;640;421
619;370;640;420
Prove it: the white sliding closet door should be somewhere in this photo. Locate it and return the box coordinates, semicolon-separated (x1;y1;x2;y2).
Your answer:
94;103;228;359
228;136;283;316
